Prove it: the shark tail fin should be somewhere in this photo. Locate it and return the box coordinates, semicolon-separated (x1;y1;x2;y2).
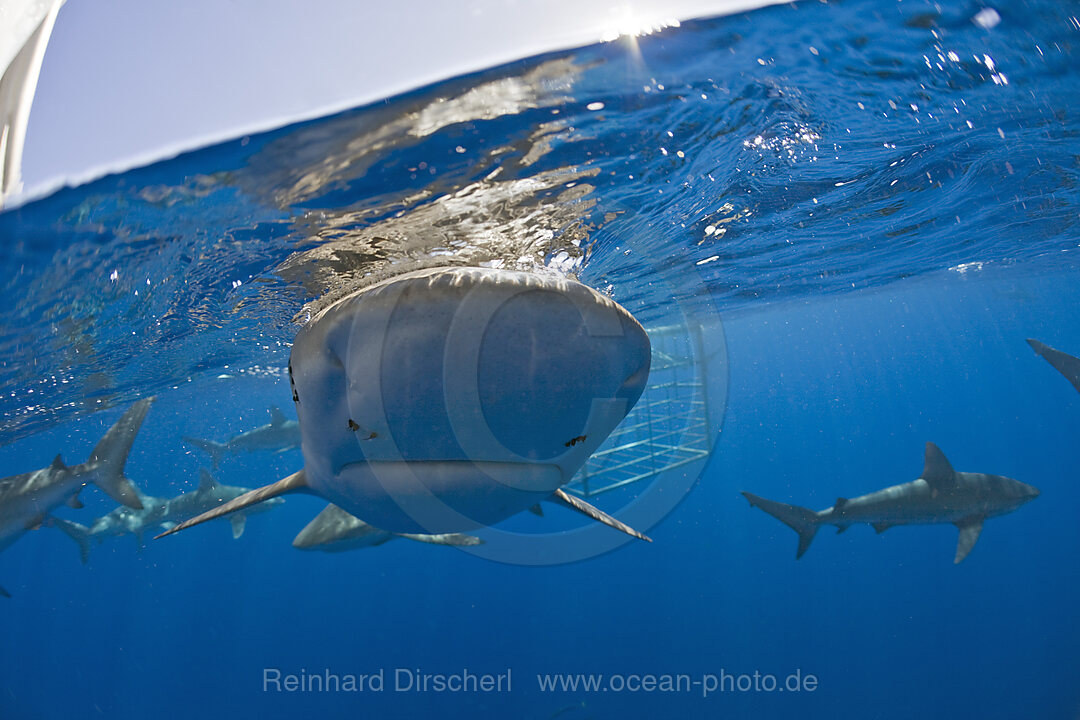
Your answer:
742;491;821;559
183;437;229;469
550;488;651;542
86;398;154;509
155;469;308;540
50;517;92;564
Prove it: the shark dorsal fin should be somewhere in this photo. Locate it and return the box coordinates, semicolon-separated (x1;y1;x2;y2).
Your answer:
50;454;67;471
922;443;955;487
269;406;287;427
198;469;216;492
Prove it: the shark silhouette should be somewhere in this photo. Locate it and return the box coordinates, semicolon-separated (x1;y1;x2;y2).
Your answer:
52;469;284;562
743;442;1039;563
183;406;301;468
0;399;152;596
292;503;483;553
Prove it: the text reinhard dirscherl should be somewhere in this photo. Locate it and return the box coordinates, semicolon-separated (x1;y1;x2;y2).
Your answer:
261;668;819;698
263;668;512;694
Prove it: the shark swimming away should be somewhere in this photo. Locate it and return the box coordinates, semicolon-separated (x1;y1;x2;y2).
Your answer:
0;398;153;596
157;266;652;543
743;442;1039;564
1027;338;1080;394
51;469;285;562
292;503;483;553
183;406;301;468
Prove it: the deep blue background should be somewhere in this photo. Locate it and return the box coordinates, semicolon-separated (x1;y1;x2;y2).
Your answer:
2;257;1077;719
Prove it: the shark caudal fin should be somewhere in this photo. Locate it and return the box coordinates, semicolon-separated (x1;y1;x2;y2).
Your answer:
183;437;230;469
85;398;154;509
155;469;309;539
49;517;93;564
550;488;652;542
742;491;821;559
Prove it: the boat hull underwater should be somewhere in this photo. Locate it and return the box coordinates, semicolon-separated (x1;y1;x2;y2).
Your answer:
159;266;652;541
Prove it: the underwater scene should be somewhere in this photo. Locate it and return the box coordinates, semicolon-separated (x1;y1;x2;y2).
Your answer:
1;0;1078;717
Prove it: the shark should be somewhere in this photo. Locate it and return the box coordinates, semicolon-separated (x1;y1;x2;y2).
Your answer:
0;398;152;596
158;266;652;543
1027;338;1080;394
183;406;301;468
742;442;1040;564
51;469;285;562
292;502;483;553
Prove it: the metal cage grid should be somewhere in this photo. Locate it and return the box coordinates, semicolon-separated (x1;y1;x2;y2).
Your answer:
566;321;713;497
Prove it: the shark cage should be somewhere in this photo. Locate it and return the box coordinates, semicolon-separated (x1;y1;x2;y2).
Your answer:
565;319;722;500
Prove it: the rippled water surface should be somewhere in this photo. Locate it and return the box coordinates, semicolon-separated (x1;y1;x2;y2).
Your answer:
2;0;1077;440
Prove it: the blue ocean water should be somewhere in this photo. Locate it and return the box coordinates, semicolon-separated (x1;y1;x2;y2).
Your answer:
1;0;1078;718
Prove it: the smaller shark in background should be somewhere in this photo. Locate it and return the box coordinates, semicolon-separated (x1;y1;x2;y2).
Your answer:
52;469;284;562
292;503;483;553
183;406;300;468
1027;338;1080;394
743;442;1039;564
0;398;152;596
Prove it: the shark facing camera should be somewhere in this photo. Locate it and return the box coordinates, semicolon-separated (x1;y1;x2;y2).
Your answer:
159;266;653;543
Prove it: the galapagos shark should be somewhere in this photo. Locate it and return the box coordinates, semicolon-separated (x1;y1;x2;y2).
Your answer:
292;503;483;553
52;469;284;562
742;442;1039;564
183;406;301;468
158;266;652;543
1027;338;1080;394
0;398;152;596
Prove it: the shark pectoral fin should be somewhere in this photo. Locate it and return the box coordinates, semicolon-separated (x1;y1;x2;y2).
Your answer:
25;513;45;531
550;488;651;542
230;514;247;539
66;492;84;509
954;517;984;564
155;469;308;540
922;443;956;489
399;532;485;547
50;517;92;563
836;525;850;534
0;584;10;599
872;522;893;534
528;504;544;517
